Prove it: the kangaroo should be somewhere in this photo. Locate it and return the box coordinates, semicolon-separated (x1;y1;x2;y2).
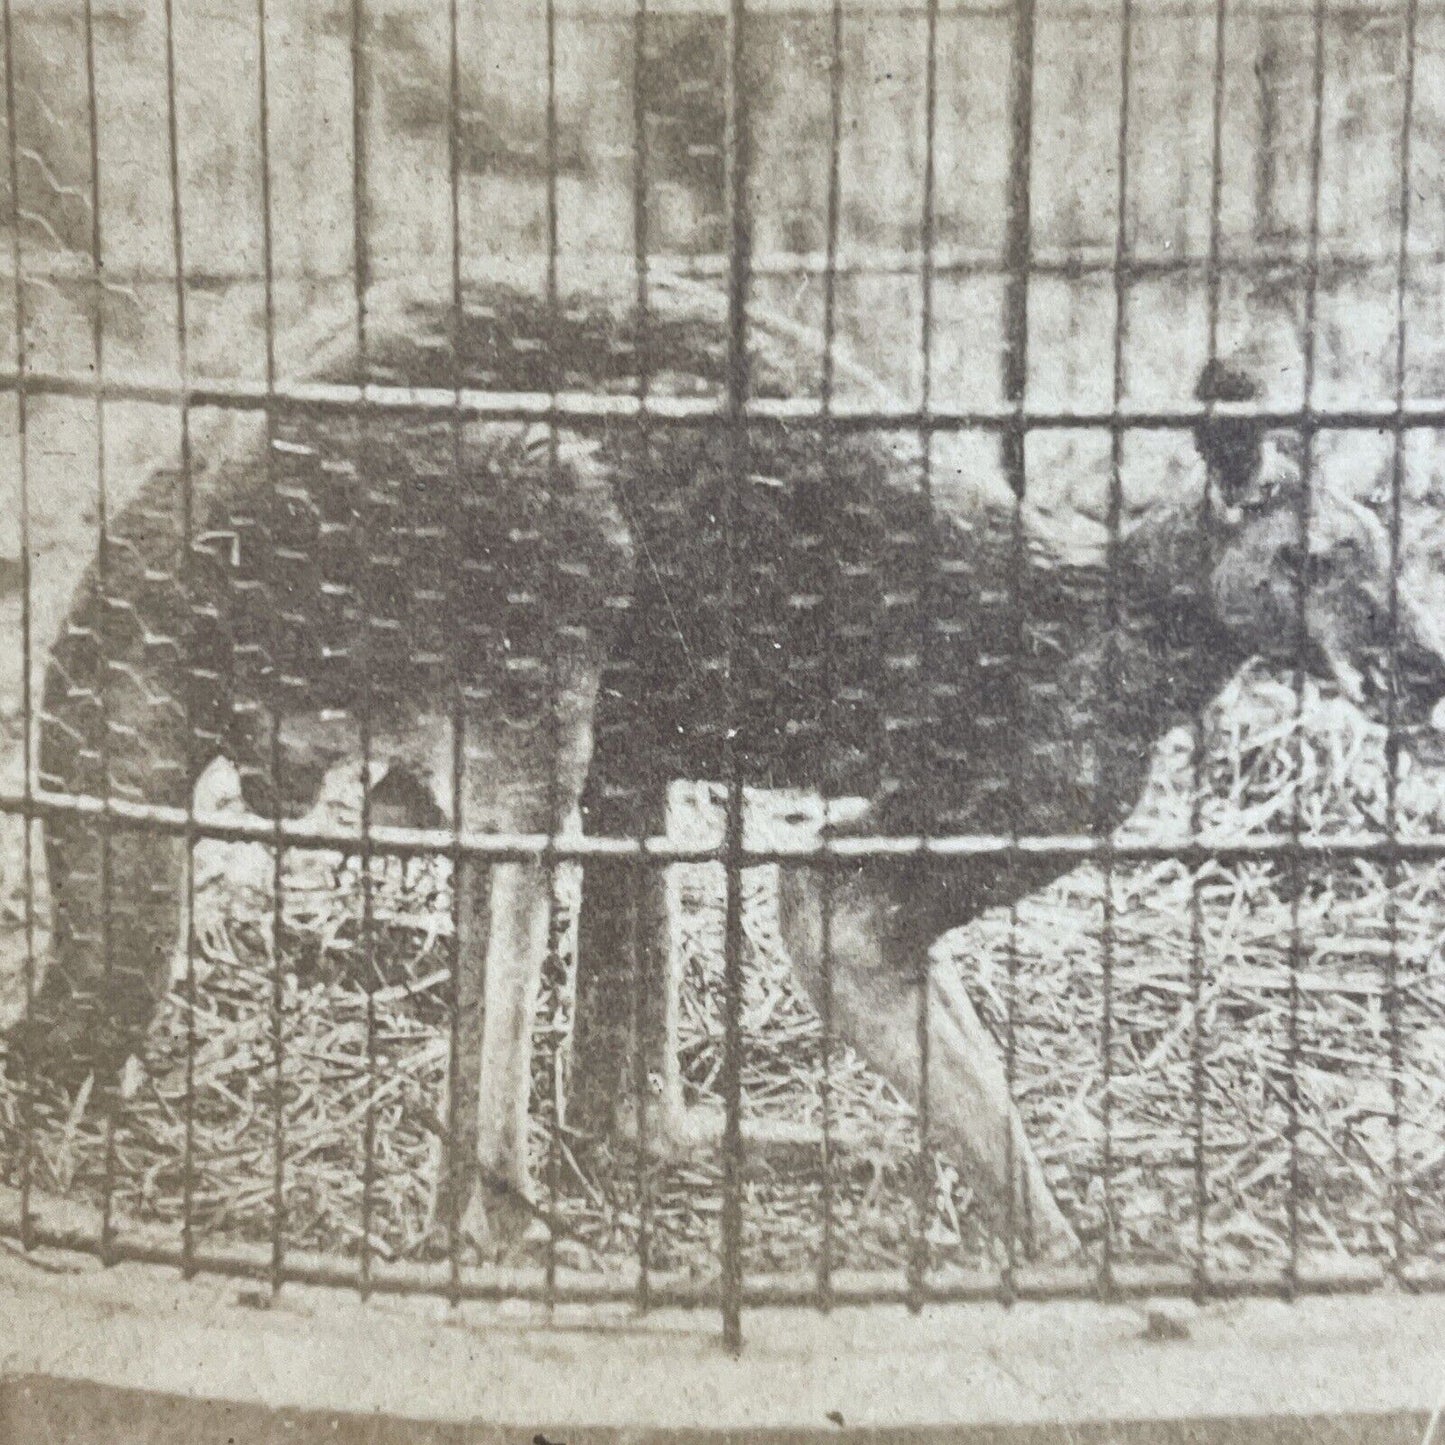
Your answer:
9;283;1444;1260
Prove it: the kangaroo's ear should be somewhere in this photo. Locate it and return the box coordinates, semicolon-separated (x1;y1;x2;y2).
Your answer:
1194;359;1257;406
1191;361;1263;510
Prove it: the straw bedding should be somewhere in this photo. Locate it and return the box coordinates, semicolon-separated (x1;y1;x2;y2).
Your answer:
2;667;1443;1279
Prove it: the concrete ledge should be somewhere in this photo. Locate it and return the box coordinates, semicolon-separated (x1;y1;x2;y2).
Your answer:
0;1379;1433;1445
1;1247;1443;1441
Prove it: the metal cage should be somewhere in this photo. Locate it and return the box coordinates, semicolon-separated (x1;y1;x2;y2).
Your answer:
0;0;1441;1351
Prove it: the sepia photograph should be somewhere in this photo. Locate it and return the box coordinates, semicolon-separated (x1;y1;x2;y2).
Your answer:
1;0;1444;1437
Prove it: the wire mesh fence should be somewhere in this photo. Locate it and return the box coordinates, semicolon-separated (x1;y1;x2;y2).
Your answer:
0;0;1443;1350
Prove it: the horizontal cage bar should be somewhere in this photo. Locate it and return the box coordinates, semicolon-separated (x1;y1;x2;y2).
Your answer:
2;787;1441;865
6;1213;1445;1308
2;367;1443;431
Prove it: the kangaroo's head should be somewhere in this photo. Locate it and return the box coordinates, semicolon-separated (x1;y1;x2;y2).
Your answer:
1201;362;1445;743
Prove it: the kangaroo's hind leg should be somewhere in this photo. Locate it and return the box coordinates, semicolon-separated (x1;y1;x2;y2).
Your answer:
775;859;1078;1261
425;659;602;1259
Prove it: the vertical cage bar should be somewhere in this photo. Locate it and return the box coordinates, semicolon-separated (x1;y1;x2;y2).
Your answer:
1096;0;1136;1304
79;0;117;1267
629;0;654;1315
445;0;466;1308
1285;0;1329;1298
255;0;287;1298
1190;0;1231;1297
813;0;845;1315
719;0;752;1354
0;0;34;1255
626;822;652;1311
907;0;941;1316
1003;0;1035;438
159;0;199;1278
543;0;563;1308
349;0;380;1303
1002;871;1019;1296
1384;0;1420;1278
1203;0;1227;370
1001;0;1036;1292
